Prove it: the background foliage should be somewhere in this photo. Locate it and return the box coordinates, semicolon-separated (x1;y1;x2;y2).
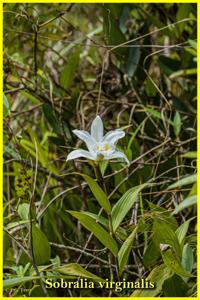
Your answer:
3;3;197;297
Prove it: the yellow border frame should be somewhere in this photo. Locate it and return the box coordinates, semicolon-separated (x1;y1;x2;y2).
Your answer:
1;1;198;299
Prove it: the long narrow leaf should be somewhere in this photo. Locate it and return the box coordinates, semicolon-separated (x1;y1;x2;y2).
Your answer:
168;174;196;189
67;211;118;256
81;174;111;214
112;184;148;232
118;226;138;275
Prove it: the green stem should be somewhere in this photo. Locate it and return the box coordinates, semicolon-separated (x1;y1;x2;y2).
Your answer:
93;162;119;280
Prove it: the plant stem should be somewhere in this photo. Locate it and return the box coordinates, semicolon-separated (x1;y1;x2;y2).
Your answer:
93;162;120;281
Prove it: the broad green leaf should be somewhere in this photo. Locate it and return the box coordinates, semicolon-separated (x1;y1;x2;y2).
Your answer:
111;184;148;232
143;241;161;268
131;264;172;297
176;217;196;245
3;93;10;117
67;211;118;256
60;48;80;90
168;174;196;189
55;263;104;282
161;249;193;278
103;3;123;19
173;111;182;137
119;5;130;33
147;201;178;230
17;203;29;220
182;244;194;275
82;211;127;240
103;5;127;57
153;218;181;258
112;183;148;231
3;276;39;290
81;174;111;214
172;196;197;215
32;225;51;265
118;226;137;275
163;274;189;296
176;4;191;35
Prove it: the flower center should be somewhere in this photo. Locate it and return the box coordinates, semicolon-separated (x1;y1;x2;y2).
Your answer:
96;143;111;152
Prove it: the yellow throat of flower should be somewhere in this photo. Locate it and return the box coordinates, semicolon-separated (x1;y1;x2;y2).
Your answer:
96;144;111;152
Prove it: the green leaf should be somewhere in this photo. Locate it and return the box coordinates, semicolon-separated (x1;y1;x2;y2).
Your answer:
176;4;191;35
131;264;172;297
118;226;137;275
147;201;178;230
60;47;80;90
180;151;197;159
161;249;193;278
163;274;189;296
153;218;181;258
55;263;105;282
159;56;180;76
103;5;127;57
17;203;29;221
188;39;197;50
144;107;173;125
42;103;61;134
3;145;21;160
81;174;111;214
21;90;40;104
67;211;118;256
181;244;194;275
111;184;148;232
169;68;197;79
145;77;157;97
32;225;51;265
176;217;196;245
122;47;141;77
127;120;145;151
173;111;182;137
3;276;39;290
81;211;127;240
3;232;10;265
3;93;10;117
172;196;197;215
168;174;196;189
143;241;161;268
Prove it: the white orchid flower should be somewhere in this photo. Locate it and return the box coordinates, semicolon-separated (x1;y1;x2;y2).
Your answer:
66;115;129;165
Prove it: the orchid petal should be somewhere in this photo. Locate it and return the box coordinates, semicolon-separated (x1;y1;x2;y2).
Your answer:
66;149;95;161
91;115;103;142
107;150;129;165
73;130;96;152
103;130;125;145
